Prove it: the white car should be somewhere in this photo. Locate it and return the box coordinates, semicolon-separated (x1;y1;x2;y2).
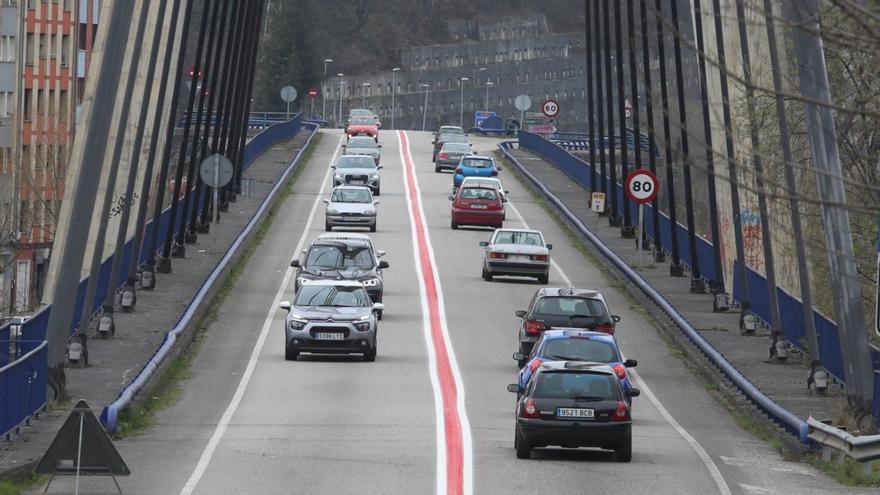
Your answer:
479;229;552;284
324;186;378;232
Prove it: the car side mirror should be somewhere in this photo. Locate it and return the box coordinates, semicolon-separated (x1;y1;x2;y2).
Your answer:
372;302;385;313
479;241;489;247
505;190;510;194
612;315;621;323
290;259;300;268
624;359;638;368
546;243;553;250
515;310;527;318
341;144;346;148
279;301;292;312
628;388;641;398
322;199;330;204
379;261;390;269
377;144;383;148
512;352;525;362
377;165;383;170
507;384;520;393
373;200;380;205
330;165;337;169
502;197;509;203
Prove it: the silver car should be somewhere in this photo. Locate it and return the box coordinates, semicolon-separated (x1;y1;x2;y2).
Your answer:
280;279;384;362
333;154;382;195
324;186;378;232
343;136;382;165
435;142;474;172
480;229;552;284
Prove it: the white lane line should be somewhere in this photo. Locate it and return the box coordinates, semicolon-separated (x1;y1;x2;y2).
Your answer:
506;201;572;287
180;133;344;495
507;197;732;495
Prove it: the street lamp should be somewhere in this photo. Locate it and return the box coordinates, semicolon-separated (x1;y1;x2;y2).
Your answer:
361;83;370;107
485;80;494;112
473;66;486;86
322;58;333;121
459;77;469;128
421;83;430;131
337;73;344;126
391;67;400;130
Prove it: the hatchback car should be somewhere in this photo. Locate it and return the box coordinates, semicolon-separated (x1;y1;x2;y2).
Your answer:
435;142;474;172
343;136;382;166
515;288;620;356
324;186;378;232
449;186;504;230
433;134;470;161
507;361;639;460
513;330;638;398
480;229;551;284
333;154;382;195
453;156;501;189
346;115;380;141
280;280;383;362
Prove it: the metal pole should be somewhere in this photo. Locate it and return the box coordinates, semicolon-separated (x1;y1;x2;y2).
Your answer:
422;85;429;131
626;0;642;244
585;0;597;194
614;0;633;236
640;0;662;261
595;0;608;205
233;0;267;188
391;68;399;130
459;79;465;128
603;0;619;226
229;0;264;195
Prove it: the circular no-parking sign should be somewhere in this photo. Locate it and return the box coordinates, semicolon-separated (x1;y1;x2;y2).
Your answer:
541;99;560;119
625;169;659;204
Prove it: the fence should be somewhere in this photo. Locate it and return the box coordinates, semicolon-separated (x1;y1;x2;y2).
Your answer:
0;114;303;439
512;131;880;428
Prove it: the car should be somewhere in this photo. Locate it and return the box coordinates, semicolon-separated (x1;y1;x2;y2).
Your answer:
460;177;509;219
279;280;383;362
291;236;389;315
316;232;386;260
343;135;382;166
346;108;376;129
512;330;638;399
480;229;550;284
453;156;501;189
333;154;382;195
435;142;474;172
432;125;465;144
324;186;379;232
433;134;470;161
346;115;380;141
515;288;620;356
507;361;640;460
449;185;504;230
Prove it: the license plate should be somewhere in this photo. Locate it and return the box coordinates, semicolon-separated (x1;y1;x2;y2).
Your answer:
470;204;487;209
557;408;595;419
509;255;529;261
315;332;344;340
350;180;365;185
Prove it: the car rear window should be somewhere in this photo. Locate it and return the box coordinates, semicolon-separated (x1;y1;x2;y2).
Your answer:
533;297;606;319
461;158;492;168
350;116;374;125
540;338;619;362
460;188;497;200
348;137;377;148
494;231;543;246
331;188;372;203
533;371;618;400
442;143;471;153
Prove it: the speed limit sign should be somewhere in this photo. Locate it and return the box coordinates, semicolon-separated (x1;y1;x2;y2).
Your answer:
625;169;659;204
541;99;560;119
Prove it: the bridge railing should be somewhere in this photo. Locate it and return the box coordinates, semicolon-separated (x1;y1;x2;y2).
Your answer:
0;114;303;439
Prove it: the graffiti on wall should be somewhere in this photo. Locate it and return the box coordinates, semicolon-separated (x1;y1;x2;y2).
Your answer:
741;209;764;271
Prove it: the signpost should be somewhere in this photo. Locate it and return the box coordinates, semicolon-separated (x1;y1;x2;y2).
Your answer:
280;85;297;120
526;124;558;134
514;94;531;131
199;153;234;253
308;88;318;119
625;169;659;268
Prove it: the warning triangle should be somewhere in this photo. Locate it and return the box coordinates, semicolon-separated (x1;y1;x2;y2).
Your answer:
35;400;130;476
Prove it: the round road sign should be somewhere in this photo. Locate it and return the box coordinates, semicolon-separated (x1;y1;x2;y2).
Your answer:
542;99;560;118
280;86;298;103
625;168;659;204
199;154;234;188
514;94;532;112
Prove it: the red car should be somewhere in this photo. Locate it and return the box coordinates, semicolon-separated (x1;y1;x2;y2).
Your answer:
347;115;379;141
449;186;504;230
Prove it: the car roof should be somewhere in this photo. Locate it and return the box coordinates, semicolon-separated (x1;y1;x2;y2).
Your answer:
461;177;501;185
462;155;493;161
537;287;604;299
332;185;373;192
439;125;463;131
540;329;615;342
300;279;365;288
317;232;373;241
537;361;616;374
494;227;541;234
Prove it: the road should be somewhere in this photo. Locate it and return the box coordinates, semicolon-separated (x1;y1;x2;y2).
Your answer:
38;130;860;495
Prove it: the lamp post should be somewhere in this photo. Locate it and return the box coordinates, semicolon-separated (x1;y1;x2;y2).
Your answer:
421;83;430;131
322;58;333;121
361;82;370;107
337;73;344;126
459;77;469;127
473;66;486;86
391;67;400;130
485;80;494;111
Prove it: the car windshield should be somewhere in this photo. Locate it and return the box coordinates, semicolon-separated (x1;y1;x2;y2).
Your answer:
304;244;375;269
440;135;467;144
442;143;471;153
534;371;618;400
350;116;374;125
461;158;493;169
348;137;377;149
293;284;370;308
494;231;543;246
533;297;607;319
336;156;376;169
331;188;372;203
540;338;619;362
439;127;464;135
350;109;372;117
460;188;497;200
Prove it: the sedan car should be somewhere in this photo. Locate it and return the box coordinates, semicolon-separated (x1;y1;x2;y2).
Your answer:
433;125;465;144
513;330;638;399
507;361;639;460
449;185;504;230
346;115;379;141
433;134;470;161
515;287;620;356
333;154;382;195
480;229;550;284
279;280;383;362
324;186;378;232
435;142;474;172
453;156;501;189
343;136;382;166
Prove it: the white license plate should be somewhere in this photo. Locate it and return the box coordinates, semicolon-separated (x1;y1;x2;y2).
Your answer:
508;255;529;261
315;332;345;340
470;204;488;209
350;180;365;185
557;408;595;419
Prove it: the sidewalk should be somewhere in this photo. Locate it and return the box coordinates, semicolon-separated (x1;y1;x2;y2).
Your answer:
0;132;310;478
503;147;847;431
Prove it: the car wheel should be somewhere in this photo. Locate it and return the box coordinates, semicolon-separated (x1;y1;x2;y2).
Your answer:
451;220;458;230
370;222;377;233
325;221;332;232
364;338;377;362
435;164;441;173
285;346;298;361
515;429;532;459
615;429;632;462
377;310;383;321
482;266;493;282
538;273;549;285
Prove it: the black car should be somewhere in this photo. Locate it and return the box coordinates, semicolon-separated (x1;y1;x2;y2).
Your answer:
291;236;389;318
507;361;639;461
515;288;620;365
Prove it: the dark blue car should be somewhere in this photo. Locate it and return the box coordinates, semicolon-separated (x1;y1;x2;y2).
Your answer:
453;156;500;189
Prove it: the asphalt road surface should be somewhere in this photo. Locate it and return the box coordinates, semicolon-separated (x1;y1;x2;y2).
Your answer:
38;130;864;495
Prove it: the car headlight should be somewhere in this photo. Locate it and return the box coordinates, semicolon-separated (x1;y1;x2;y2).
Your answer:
297;276;309;286
288;314;308;330
327;208;340;215
361;278;380;287
364;208;375;215
354;321;371;332
334;174;343;181
370;173;379;179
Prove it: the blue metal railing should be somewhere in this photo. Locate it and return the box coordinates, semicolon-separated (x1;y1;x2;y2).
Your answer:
549;129;658;156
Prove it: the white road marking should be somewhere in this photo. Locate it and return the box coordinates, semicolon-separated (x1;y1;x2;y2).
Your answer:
739;483;777;495
179;133;344;495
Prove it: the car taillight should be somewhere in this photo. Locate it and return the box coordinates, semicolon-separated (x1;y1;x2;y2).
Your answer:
455;167;463;174
522;398;540;418
613;363;627;380
611;401;630;422
531;254;548;261
528;358;543;373
596;322;615;334
525;320;545;335
439;152;448;159
491;169;498;176
489;251;507;259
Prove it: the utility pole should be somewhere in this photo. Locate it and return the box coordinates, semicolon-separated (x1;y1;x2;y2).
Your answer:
322;58;333;121
421;83;430;131
391;67;400;130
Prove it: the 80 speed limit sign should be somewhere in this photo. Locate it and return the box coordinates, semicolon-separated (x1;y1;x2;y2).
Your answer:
624;169;659;204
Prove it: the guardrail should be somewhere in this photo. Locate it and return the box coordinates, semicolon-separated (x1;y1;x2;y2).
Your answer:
807;416;880;472
549;129;658;156
101;119;318;432
0;341;47;439
499;139;810;441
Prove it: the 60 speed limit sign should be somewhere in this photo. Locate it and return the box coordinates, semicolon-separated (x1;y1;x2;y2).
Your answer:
541;99;560;118
625;169;659;204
